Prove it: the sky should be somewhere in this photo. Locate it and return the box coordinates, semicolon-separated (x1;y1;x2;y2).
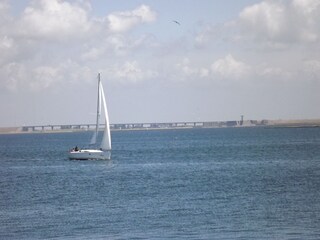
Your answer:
1;0;320;127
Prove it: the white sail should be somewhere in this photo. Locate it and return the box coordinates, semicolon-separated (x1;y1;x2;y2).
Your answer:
89;131;97;145
100;80;111;150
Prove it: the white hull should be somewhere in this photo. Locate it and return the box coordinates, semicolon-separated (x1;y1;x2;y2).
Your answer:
68;149;111;160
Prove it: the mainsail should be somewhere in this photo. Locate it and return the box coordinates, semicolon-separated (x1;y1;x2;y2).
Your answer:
90;74;102;145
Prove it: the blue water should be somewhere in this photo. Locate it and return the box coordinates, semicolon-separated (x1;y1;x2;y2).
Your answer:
1;127;320;239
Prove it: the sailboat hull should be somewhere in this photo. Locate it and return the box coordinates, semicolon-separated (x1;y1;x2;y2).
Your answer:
68;149;111;160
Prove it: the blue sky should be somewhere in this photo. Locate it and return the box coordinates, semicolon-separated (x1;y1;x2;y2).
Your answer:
1;0;320;127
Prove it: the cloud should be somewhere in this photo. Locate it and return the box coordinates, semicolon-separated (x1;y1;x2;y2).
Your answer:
237;0;320;45
0;1;159;92
211;55;251;80
1;0;318;96
32;66;62;90
0;62;23;91
191;0;320;86
194;24;225;48
107;5;156;32
303;59;320;79
174;55;252;83
0;59;99;92
174;58;210;82
0;62;60;91
15;0;91;40
0;35;12;49
0;36;16;65
0;1;12;39
195;0;320;48
107;61;158;84
176;58;199;77
0;1;10;20
81;47;104;61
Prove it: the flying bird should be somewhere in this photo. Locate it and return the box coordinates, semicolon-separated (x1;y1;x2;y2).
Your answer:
173;20;181;25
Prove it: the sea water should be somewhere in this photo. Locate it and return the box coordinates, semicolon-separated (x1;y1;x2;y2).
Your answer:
0;127;320;239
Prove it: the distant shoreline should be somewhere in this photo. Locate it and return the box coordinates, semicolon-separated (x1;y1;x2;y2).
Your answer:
1;119;320;135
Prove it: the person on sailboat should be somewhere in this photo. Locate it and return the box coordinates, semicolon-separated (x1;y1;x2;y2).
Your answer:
74;146;79;151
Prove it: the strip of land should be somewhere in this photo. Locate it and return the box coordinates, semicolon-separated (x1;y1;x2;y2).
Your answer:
1;119;320;134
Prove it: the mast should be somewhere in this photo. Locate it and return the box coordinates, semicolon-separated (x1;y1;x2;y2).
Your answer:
90;73;101;145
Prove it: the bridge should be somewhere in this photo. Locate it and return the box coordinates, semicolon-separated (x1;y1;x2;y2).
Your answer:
21;120;267;132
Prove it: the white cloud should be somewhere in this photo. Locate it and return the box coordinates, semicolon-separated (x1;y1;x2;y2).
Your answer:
194;24;224;48
192;0;320;85
0;62;61;91
239;1;286;39
195;0;320;48
174;58;210;81
0;1;12;39
176;58;198;77
0;35;12;49
0;36;16;65
17;0;91;40
293;0;320;15
237;0;320;45
0;1;159;92
81;47;103;61
257;65;293;81
211;55;251;80
0;62;24;91
107;5;156;33
81;33;156;62
108;61;158;84
106;35;130;56
303;59;320;79
0;59;100;92
175;56;253;82
0;1;10;20
32;66;61;90
81;34;133;61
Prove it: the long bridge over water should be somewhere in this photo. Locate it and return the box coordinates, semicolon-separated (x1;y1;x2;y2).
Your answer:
21;120;267;132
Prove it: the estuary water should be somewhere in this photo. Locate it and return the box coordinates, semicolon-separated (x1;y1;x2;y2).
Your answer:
0;127;320;239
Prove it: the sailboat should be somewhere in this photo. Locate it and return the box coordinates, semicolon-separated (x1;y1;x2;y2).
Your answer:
68;73;111;160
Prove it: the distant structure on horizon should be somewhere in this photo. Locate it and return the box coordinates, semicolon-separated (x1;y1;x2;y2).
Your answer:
240;115;244;126
1;118;320;134
20;119;268;132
